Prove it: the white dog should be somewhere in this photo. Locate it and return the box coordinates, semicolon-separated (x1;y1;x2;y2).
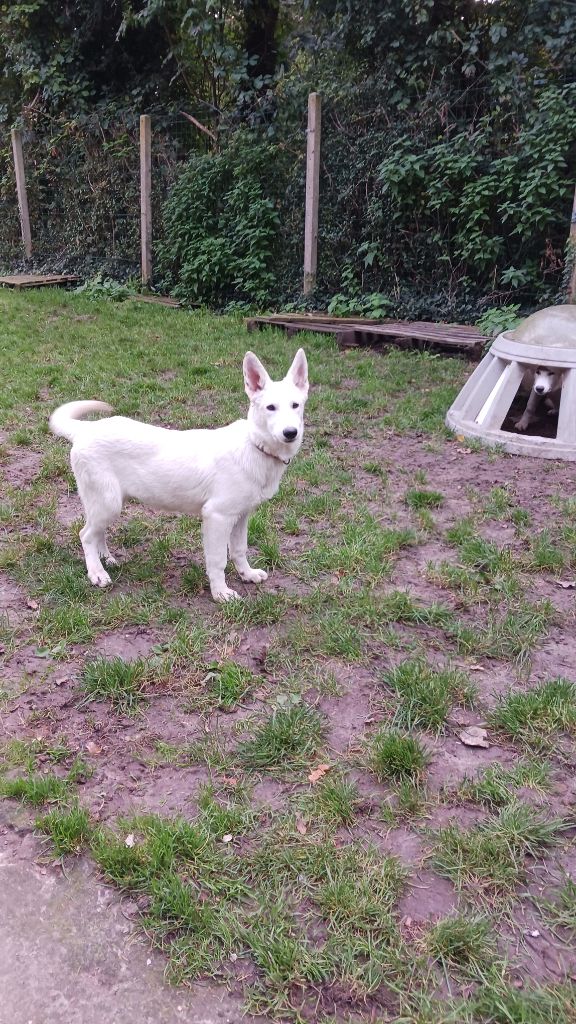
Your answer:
50;349;308;602
515;366;564;432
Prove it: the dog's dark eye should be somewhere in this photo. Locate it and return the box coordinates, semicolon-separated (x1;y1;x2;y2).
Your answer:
292;402;299;409
266;404;276;412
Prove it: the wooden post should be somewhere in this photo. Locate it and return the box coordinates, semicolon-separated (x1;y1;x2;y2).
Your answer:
140;114;152;287
303;93;321;296
567;183;576;304
11;129;32;259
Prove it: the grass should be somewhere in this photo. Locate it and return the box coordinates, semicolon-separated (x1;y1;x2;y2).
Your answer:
459;759;551;806
368;729;428;782
36;803;92;855
489;678;576;741
0;773;72;806
431;803;568;906
80;655;150;713
238;703;325;772
405;488;444;510
383;657;476;733
426;915;497;978
2;290;576;1020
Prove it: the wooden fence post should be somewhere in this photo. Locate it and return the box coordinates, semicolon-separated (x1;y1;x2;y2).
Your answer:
303;93;321;296
140;114;152;287
11;129;32;259
567;183;576;304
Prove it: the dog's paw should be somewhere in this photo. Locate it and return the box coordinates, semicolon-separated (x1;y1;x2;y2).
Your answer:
514;416;530;432
89;568;112;588
240;568;268;584
212;586;241;603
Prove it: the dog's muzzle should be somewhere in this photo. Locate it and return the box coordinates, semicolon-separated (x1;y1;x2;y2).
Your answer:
283;428;298;442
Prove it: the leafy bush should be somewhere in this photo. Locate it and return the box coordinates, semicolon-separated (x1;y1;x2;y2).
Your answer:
157;133;283;307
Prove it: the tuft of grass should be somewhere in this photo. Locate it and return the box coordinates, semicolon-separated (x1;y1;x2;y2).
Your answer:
405;488;444;510
0;772;71;806
368;729;428;782
80;656;149;713
426;915;497;977
36;803;92;855
384;657;476;733
489;678;576;741
203;661;254;710
305;773;360;828
238;704;324;773
431;802;568;905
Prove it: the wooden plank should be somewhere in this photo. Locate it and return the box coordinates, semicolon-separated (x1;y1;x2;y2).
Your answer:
140;114;152;287
0;273;78;289
130;294;181;307
11;129;32;259
303;93;322;295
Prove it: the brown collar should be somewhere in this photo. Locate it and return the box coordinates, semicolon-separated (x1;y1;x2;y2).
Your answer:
253;441;292;466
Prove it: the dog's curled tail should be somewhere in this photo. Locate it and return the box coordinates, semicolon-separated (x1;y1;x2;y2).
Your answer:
49;400;113;442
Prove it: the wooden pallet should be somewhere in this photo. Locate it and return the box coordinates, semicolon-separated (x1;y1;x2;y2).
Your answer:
0;273;79;289
246;313;485;359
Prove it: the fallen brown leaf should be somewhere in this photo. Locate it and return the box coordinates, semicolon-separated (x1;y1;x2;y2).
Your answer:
308;764;330;784
555;579;576;589
459;726;490;748
85;741;103;756
26;599;39;611
296;817;307;836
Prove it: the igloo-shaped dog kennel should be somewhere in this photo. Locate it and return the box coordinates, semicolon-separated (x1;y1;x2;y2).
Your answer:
446;304;576;460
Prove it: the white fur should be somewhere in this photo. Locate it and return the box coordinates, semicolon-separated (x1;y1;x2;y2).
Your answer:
515;366;564;432
49;349;308;602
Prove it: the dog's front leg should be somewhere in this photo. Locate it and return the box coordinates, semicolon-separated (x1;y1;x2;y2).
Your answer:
229;513;268;586
202;512;240;602
515;390;542;431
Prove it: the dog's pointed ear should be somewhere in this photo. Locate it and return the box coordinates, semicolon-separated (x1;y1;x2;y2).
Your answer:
243;351;271;399
287;348;308;395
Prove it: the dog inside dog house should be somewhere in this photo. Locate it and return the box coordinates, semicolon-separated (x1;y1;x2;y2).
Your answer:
446;305;576;460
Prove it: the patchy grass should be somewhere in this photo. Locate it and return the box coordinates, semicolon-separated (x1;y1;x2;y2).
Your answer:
459;759;551;806
2;290;576;1020
431;803;568;906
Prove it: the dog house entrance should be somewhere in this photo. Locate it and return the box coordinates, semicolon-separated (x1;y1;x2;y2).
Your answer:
446;305;576;461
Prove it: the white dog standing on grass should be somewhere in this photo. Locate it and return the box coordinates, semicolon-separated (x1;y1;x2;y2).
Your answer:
50;348;308;602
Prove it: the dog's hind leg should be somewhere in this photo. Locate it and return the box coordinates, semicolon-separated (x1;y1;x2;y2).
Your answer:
75;467;122;587
202;511;240;602
229;513;268;585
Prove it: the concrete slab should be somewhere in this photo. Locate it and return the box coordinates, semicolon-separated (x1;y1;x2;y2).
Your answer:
0;848;249;1024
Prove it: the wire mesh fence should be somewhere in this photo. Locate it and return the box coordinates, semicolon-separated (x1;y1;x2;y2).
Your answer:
0;109;206;280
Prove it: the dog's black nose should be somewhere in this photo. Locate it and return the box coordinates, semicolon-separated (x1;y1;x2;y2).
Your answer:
283;427;298;442
535;386;545;394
